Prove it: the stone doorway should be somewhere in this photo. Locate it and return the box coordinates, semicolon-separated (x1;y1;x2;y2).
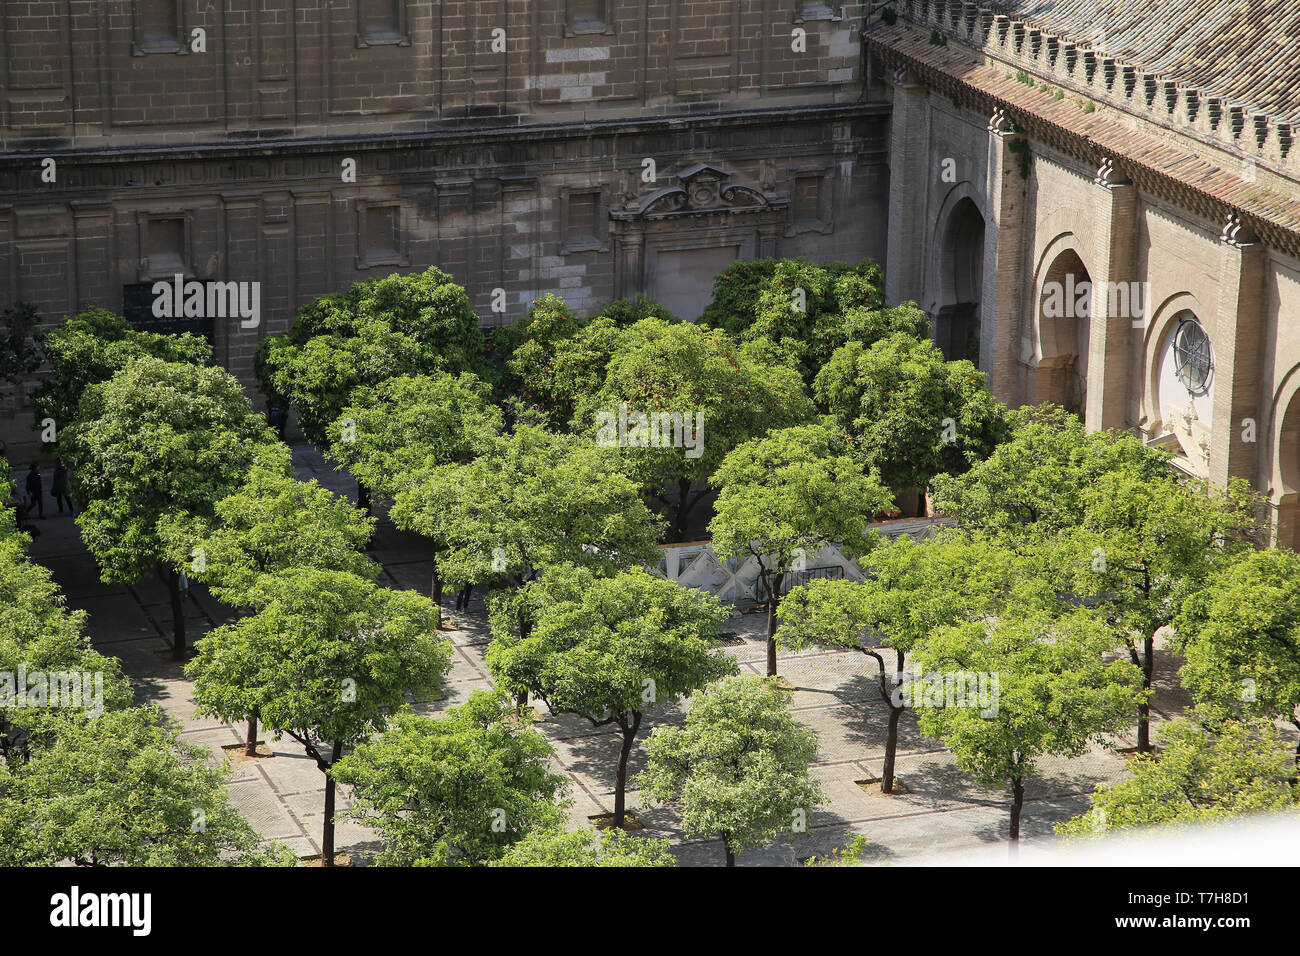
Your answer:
936;197;984;364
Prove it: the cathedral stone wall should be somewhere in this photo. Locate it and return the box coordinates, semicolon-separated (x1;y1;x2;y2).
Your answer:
0;2;891;456
870;1;1300;548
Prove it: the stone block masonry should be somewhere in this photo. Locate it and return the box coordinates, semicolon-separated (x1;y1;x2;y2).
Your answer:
0;3;890;458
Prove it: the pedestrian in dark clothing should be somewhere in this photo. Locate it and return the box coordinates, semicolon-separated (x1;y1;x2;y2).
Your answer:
267;405;289;440
24;463;43;519
454;582;473;612
51;459;75;516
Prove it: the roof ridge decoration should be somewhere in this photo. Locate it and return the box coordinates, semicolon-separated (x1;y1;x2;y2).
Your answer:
862;17;1300;261
887;0;1298;180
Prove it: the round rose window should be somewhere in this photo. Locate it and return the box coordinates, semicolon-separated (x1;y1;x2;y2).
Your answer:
1173;317;1213;394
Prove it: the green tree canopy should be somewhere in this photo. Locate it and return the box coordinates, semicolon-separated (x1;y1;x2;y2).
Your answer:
327;370;503;616
776;531;1050;791
34;306;213;433
0;302;43;404
1174;548;1300;740
932;404;1260;753
698;258;913;382
160;442;378;608
154;442;380;755
64;357;274;657
591;294;680;327
638;675;825;866
575;318;816;539
500;296;611;426
491;825;677;867
186;567;453;865
911;608;1146;842
392;425;664;592
813;332;1009;496
486;564;736;827
1057;713;1300;837
499;294;680;426
0;705;294;867
329;372;501;502
255;266;490;449
332;692;568;866
929;405;1167;540
1059;473;1261;751
709;422;893;676
701;258;884;332
0;521;132;767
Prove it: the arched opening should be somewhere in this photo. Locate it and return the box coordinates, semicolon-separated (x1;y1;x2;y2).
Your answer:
935;197;985;365
1275;386;1300;550
1152;310;1216;477
1033;249;1091;414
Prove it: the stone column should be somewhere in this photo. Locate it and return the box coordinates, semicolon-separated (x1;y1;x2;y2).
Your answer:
72;200;116;312
1208;213;1267;487
757;221;781;259
1085;159;1138;432
884;68;929;307
220;195;261;376
982;108;1026;401
612;227;644;300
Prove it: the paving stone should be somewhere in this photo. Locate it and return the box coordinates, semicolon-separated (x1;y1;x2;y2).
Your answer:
226;780;307;841
20;442;1177;864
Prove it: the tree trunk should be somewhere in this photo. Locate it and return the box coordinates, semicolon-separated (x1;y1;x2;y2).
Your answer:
430;550;443;629
321;739;344;867
1136;633;1155;753
765;572;783;678
882;650;906;793
882;704;903;794
168;568;186;661
613;712;642;828
723;836;735;868
1291;732;1300;787
1009;776;1024;843
673;478;693;542
245;714;259;757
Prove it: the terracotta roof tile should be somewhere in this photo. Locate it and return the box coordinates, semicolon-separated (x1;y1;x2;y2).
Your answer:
985;1;1300;125
868;22;1300;246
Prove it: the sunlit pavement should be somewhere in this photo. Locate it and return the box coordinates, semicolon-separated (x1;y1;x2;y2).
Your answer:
10;451;1230;866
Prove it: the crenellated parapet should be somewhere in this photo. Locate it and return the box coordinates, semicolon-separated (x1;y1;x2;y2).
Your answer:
864;3;1300;262
881;0;1299;182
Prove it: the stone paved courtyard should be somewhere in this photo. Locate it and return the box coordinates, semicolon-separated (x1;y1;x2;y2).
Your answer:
10;448;1215;866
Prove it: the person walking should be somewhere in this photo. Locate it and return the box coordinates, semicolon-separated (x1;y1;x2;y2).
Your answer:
51;458;75;516
454;581;473;612
24;463;43;519
267;404;289;441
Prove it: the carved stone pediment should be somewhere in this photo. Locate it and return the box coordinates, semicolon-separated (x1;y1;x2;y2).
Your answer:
619;164;786;220
607;163;789;303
